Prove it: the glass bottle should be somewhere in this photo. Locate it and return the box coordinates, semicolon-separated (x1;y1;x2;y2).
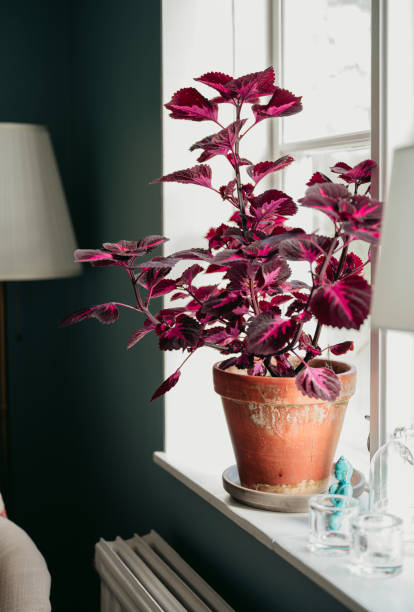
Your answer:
369;426;414;542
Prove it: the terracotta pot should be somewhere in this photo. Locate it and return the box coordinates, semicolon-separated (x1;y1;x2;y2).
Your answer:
213;359;356;494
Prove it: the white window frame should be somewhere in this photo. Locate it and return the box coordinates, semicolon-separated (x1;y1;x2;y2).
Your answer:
272;0;381;458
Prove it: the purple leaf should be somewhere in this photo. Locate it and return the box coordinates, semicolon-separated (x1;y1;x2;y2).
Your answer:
261;256;291;293
247;156;294;185
295;366;341;401
165;87;218;122
331;159;376;184
242;230;301;258
306;172;332;186
170;291;188;301
219;179;237;201
127;326;154;349
246;312;295;355
279;234;331;263
152;164;212;189
157;314;202;351
74;249;115;264
60;303;119;327
178;264;204;286
310;274;371;330
249;190;298;225
150;279;177;298
102;236;168;257
252;87;302;122
190;119;246;163
299;183;351;222
196;67;276;103
330;341;354;356
194;71;233;96
151;370;181;401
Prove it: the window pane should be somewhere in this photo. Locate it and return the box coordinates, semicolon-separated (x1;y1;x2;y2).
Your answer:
282;0;370;142
283;145;371;470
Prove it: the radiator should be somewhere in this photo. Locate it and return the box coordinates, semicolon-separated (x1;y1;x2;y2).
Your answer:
95;530;234;612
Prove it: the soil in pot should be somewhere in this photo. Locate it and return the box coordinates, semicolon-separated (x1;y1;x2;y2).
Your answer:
213;359;356;494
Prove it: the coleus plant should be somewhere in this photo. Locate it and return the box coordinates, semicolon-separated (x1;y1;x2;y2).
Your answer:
61;67;382;402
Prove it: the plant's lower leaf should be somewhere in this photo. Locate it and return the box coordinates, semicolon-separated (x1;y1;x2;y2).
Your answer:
157;314;202;351
246;312;294;355
151;164;213;188
151;370;181;401
329;341;354;355
127;326;154;349
310;274;371;330
60;303;119;327
295;366;341;401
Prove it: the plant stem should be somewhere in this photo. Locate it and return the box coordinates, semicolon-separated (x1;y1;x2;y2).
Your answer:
126;267;160;327
295;234;349;374
249;278;260;315
264;356;277;377
233;104;249;236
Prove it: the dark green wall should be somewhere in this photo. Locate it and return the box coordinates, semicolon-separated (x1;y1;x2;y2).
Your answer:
1;2;347;610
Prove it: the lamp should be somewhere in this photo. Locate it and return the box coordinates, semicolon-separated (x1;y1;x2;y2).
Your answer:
0;123;80;480
371;144;414;331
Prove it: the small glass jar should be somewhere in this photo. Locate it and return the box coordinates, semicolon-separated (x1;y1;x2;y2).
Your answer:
350;513;403;577
369;426;414;541
309;494;360;556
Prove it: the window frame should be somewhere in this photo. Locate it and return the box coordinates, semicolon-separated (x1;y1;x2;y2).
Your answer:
272;0;382;457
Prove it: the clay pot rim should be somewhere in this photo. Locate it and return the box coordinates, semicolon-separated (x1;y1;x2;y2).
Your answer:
213;358;356;386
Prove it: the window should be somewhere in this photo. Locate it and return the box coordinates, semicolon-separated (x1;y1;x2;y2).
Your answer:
273;0;372;469
163;0;381;472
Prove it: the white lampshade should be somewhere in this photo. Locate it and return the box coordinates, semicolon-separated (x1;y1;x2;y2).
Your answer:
0;123;80;280
372;144;414;331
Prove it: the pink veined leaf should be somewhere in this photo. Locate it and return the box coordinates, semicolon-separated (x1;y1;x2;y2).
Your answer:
170;292;188;301
74;249;115;264
102;236;168;257
247;156;294;185
127;326;154;350
219;179;237;201
331;159;376;184
226;67;276;102
151;370;181;402
189;119;246;163
178;264;204;286
157;314;202;351
310;274;371;330
249;360;267;376
252;87;302;123
295;366;341;401
249;190;298;228
330;162;352;175
299;183;351;222
150;279;177;299
194;71;233;96
329;341;354;356
60;303;119;327
298;333;321;356
193;285;220;301
246;312;295;355
195;67;276;103
279;234;331;263
138;266;171;290
151;164;212;189
261;256;291;294
306;172;332;186
242;230;301;258
165;87;218;122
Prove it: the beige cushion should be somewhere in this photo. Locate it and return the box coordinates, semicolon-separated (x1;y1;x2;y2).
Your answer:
0;518;51;612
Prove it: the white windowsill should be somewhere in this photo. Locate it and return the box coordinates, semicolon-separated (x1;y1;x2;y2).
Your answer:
154;451;414;612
